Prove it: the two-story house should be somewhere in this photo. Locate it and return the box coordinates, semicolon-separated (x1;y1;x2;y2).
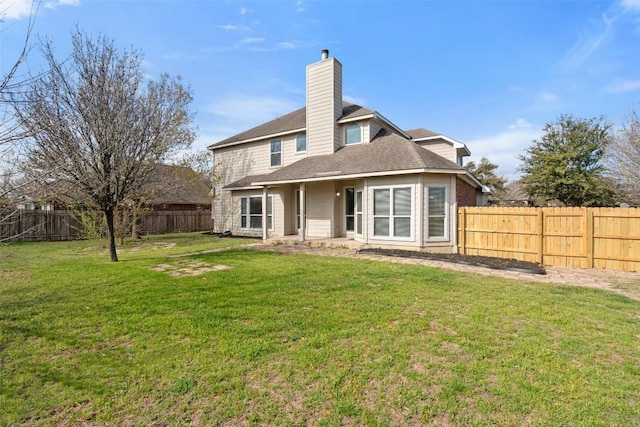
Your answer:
208;50;484;253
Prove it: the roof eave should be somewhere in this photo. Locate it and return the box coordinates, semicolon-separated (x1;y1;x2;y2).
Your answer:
226;185;265;191
250;168;468;186
208;127;307;151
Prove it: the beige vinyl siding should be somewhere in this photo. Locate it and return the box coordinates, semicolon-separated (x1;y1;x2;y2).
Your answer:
212;189;284;238
305;181;334;237
367;120;382;142
285;132;308;163
211;134;305;235
306;57;342;156
212;190;234;233
416;140;456;163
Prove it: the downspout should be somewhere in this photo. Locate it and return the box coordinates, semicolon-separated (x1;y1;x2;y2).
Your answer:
262;187;268;240
299;183;306;242
363;178;369;245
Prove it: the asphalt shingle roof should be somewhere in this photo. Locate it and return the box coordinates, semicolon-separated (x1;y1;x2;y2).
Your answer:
405;128;441;139
252;130;465;184
209;102;375;148
224;174;270;189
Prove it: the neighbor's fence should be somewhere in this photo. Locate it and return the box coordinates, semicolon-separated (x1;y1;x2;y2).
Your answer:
139;210;213;235
458;207;640;272
0;210;213;242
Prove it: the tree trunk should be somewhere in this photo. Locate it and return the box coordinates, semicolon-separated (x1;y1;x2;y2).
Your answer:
105;207;119;262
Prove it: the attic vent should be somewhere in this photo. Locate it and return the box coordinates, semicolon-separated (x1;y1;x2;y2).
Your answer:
321;49;329;60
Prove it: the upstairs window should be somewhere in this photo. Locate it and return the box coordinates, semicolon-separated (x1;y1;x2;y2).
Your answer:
345;123;362;145
296;133;307;152
270;140;282;167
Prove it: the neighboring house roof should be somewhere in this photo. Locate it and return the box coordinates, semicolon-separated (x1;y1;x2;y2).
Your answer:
210;102;377;149
503;180;530;203
147;165;211;206
251;130;475;186
13;165;210;207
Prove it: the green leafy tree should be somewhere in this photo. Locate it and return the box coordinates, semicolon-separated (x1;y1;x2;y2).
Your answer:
465;156;507;201
518;114;615;207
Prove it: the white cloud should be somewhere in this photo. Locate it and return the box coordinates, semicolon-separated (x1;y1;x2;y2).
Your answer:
239;7;248;15
606;78;640;93
248;41;304;52
466;118;542;181
46;0;78;7
240;37;265;44
204;95;300;132
295;1;305;12
277;42;296;49
217;24;250;32
620;0;640;12
343;95;367;106
538;92;559;103
557;13;614;72
2;0;78;20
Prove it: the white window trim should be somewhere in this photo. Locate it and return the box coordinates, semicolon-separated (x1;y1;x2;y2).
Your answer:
240;195;273;230
355;190;363;237
370;185;414;241
296;133;307;153
344;123;363;146
344;186;355;235
426;186;448;242
270;140;282;167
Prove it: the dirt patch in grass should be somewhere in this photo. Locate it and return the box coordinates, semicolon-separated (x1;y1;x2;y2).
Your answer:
150;260;230;277
0;270;32;280
357;248;546;275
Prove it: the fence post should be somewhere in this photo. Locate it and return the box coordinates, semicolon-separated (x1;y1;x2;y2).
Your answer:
585;208;594;269
458;207;466;255
536;208;544;265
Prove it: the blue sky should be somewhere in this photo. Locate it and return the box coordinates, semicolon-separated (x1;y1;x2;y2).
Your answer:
2;0;640;180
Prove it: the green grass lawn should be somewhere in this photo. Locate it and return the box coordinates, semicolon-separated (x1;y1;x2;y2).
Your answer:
1;233;639;426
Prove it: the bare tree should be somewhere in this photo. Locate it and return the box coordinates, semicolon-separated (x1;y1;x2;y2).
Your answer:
1;0;35;185
177;149;214;191
13;29;196;261
608;108;640;206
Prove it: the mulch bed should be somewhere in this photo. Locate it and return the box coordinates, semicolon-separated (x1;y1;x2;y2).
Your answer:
204;232;258;240
357;248;546;275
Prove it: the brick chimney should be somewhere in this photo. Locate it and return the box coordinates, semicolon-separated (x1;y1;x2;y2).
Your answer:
306;49;343;156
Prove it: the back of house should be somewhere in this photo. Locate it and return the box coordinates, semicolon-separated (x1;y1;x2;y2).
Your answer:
208;50;485;253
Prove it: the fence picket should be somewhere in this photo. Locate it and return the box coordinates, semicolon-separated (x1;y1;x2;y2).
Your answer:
458;207;640;272
1;210;213;242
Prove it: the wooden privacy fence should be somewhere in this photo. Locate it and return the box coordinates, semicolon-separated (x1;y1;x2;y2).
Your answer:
458;207;640;272
0;210;84;242
1;210;213;242
139;210;213;235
